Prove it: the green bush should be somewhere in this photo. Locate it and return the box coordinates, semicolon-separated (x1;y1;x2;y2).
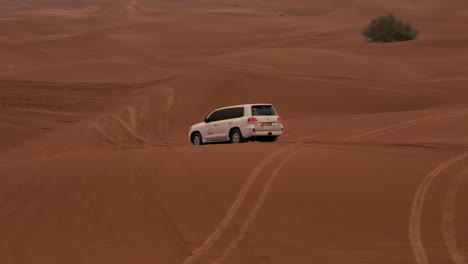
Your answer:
363;13;419;42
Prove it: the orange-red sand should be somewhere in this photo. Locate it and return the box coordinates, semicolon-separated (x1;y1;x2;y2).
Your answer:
1;1;468;263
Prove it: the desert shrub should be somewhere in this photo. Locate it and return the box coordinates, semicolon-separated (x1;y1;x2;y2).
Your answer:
279;12;287;17
363;13;419;42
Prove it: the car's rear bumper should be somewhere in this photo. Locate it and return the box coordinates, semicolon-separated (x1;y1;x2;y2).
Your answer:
242;125;283;138
250;131;283;137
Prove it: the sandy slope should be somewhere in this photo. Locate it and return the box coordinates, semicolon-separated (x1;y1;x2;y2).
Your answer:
1;1;468;264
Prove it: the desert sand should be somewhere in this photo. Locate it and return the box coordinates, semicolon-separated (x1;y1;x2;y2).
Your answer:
1;0;468;263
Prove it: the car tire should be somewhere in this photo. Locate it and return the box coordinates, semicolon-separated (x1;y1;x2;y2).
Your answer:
191;132;203;145
230;129;245;144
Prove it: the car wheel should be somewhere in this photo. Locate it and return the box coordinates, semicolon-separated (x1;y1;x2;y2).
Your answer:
230;129;244;144
192;132;203;145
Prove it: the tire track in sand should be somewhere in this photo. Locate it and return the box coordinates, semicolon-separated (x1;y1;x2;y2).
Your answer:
336;106;468;264
89;122;141;148
211;149;298;264
345;108;468;142
287;107;468;264
158;86;175;143
442;167;468;264
90;86;174;148
180;146;295;264
282;109;467;144
90;98;158;148
409;152;468;264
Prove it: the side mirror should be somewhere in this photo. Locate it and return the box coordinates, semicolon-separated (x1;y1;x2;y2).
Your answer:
204;117;209;123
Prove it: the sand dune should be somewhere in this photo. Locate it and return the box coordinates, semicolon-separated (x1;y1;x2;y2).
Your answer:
1;0;468;263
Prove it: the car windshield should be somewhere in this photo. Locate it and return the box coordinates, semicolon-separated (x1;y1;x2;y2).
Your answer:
251;105;277;116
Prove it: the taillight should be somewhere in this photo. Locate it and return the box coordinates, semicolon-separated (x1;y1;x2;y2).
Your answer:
277;116;283;123
247;117;258;124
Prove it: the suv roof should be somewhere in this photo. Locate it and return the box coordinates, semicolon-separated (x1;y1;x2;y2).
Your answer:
214;103;273;111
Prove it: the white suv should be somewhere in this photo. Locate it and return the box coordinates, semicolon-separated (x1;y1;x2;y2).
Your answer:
189;104;283;145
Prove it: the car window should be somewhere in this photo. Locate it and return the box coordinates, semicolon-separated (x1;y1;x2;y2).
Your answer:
223;107;244;120
208;110;223;122
251;105;277;116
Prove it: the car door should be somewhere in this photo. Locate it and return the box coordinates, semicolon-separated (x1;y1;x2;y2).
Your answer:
205;109;223;141
217;107;244;140
217;108;233;140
